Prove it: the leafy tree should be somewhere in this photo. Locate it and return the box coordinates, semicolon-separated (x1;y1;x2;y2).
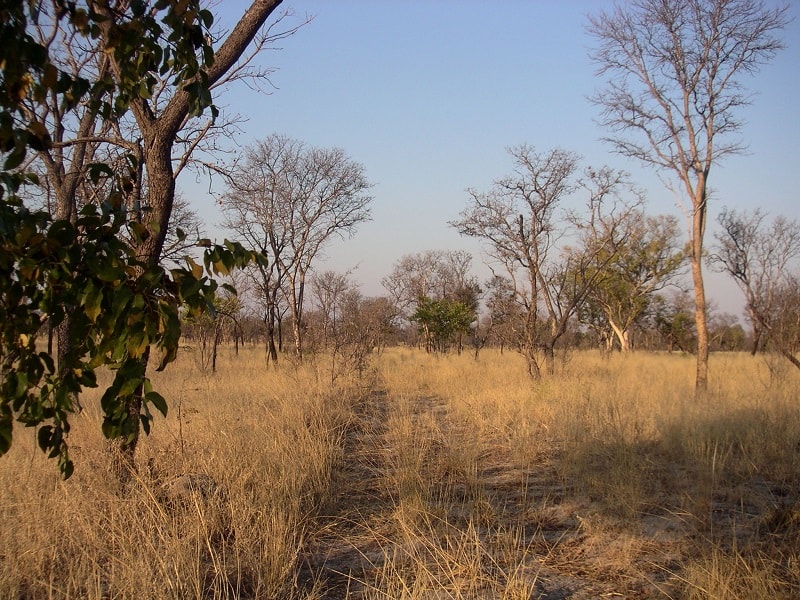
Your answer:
412;297;475;354
579;211;685;351
0;1;282;479
651;292;697;353
708;312;746;352
588;0;789;391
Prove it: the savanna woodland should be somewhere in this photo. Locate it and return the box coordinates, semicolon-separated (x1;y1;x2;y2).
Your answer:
1;1;799;598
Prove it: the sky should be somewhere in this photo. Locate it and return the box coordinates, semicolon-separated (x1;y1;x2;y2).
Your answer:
183;0;800;318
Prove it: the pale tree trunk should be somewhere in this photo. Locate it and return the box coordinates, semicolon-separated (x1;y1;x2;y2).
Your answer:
691;179;710;394
620;330;631;352
609;319;632;352
292;318;303;358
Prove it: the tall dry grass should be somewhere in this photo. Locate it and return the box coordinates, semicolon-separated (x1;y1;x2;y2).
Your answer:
0;346;356;599
1;345;799;598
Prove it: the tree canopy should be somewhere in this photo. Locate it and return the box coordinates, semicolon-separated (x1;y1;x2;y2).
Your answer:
0;1;280;478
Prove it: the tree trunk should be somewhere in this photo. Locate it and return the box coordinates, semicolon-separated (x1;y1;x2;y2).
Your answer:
97;0;287;484
605;331;615;353
524;347;542;380
620;329;631;352
212;320;222;373
291;274;306;360
292;318;303;359
609;319;632;352
779;348;800;370
264;309;278;364
108;349;148;486
277;311;284;353
750;322;763;356
543;344;556;376
691;187;710;394
108;132;177;477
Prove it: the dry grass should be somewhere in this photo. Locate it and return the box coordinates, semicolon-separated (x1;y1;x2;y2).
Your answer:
2;346;800;598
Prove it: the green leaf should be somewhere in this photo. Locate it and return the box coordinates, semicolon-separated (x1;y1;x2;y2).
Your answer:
101;420;118;440
125;332;149;358
83;285;103;323
145;390;168;418
13;372;28;399
180;276;202;300
111;286;134;317
17;258;38;280
3;144;26;170
140;413;151;436
0;415;12;456
37;425;53;452
199;9;214;28
59;455;74;479
155;344;177;372
118;377;141;398
138;80;152;99
96;264;124;282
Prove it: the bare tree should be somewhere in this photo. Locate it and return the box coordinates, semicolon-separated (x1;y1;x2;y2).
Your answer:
382;251;444;314
588;0;789;391
453;145;577;378
222;134;373;360
310;269;356;350
332;291;399;381
306;272;399;381
768;275;800;369
183;290;242;373
453;146;632;377
711;208;800;361
484;275;524;354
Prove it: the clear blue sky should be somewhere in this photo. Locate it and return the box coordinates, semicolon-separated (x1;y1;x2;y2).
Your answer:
186;1;800;317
